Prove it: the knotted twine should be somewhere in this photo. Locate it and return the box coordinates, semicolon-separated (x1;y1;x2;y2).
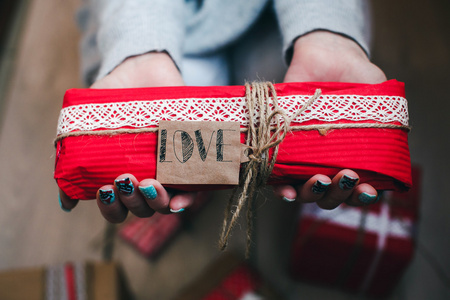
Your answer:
218;82;321;257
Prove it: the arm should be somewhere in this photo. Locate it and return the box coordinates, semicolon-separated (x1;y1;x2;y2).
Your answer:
78;0;185;84
60;0;196;221
273;1;386;208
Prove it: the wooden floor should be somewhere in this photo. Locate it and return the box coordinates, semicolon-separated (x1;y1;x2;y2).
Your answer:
0;0;449;299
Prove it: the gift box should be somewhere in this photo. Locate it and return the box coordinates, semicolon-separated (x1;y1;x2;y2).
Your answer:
54;80;411;200
119;213;182;259
119;192;210;258
290;167;421;297
173;254;282;300
0;262;131;300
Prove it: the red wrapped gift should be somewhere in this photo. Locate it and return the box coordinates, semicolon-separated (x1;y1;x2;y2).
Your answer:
174;254;282;300
119;213;182;258
54;80;411;200
202;264;262;300
290;167;421;297
119;194;209;258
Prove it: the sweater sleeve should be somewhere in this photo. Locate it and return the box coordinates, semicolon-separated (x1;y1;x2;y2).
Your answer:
80;0;185;82
274;0;372;64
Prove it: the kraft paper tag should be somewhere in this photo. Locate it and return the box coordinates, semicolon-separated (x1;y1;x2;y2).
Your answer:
157;121;241;185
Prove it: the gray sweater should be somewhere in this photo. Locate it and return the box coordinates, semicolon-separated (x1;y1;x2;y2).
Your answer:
77;0;371;85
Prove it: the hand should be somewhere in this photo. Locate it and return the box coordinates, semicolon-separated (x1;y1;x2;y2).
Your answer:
284;31;386;84
274;31;387;209
59;52;200;222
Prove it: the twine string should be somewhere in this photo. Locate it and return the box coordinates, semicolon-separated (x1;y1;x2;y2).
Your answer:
54;122;411;146
218;82;322;257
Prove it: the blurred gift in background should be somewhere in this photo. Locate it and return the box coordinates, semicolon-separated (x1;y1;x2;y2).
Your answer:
290;167;421;297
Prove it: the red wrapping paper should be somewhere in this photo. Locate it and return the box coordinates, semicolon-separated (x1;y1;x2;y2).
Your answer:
119;194;209;258
202;265;262;300
173;254;282;300
290;166;421;297
54;80;411;200
119;213;182;258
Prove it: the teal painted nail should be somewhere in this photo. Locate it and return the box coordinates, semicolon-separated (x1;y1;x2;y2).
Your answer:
170;208;185;213
358;192;378;204
115;177;134;195
58;194;71;212
283;196;296;202
374;191;384;203
339;174;359;190
312;180;331;194
139;185;157;200
99;189;115;205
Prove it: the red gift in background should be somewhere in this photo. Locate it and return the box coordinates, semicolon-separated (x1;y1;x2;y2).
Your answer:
119;213;182;259
119;194;209;258
174;254;282;300
290;167;421;297
54;80;411;200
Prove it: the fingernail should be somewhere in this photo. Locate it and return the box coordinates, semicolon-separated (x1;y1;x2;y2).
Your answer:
58;194;71;212
358;192;378;204
139;185;157;200
170;208;185;213
312;180;331;194
374;191;384;203
339;174;359;190
115;177;134;195
99;189;115;205
283;196;296;202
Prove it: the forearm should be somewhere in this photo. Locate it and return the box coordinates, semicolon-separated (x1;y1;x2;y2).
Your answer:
274;0;372;64
90;52;184;89
83;0;186;81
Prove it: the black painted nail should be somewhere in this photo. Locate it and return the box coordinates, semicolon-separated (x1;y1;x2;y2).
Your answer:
339;174;359;190
99;189;115;205
312;180;331;194
115;177;134;195
358;192;377;204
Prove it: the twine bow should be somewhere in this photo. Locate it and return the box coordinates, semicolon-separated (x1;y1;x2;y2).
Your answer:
218;82;321;257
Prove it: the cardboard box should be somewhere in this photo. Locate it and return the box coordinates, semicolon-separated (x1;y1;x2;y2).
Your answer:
0;262;130;300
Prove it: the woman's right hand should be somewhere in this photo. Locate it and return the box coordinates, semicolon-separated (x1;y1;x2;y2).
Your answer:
59;52;200;222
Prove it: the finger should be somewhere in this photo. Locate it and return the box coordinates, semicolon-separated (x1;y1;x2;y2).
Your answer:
114;174;154;218
346;183;379;206
97;185;128;223
273;185;297;202
317;169;359;210
138;179;171;214
169;192;197;213
58;189;79;212
297;175;332;203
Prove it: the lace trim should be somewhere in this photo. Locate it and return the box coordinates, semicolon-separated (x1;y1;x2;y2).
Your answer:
57;95;409;135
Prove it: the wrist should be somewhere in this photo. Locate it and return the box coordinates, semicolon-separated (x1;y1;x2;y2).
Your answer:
92;52;184;89
292;31;368;64
285;31;386;84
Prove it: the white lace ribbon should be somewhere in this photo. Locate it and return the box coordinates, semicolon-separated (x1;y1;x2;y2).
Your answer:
57;95;409;136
